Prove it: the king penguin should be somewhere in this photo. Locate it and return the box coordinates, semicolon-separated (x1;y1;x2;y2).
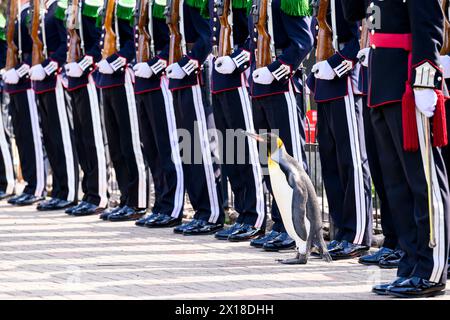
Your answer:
245;132;332;264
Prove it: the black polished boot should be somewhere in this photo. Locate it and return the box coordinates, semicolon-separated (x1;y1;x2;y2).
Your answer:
386;277;446;298
228;224;264;242
359;247;394;266
250;230;280;248
215;223;243;240
263;232;296;252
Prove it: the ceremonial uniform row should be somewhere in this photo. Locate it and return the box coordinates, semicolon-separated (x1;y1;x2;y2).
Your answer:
0;0;448;298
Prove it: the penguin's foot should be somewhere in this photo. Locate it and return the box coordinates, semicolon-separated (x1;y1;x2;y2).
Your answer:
276;253;308;265
321;251;333;263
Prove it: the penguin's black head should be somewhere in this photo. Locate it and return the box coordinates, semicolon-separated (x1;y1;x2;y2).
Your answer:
243;131;283;156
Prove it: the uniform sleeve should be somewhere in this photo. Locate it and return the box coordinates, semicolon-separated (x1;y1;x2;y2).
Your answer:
340;0;366;22
106;17;135;67
266;15;313;82
0;39;6;69
48;16;68;66
84;15;102;62
177;5;211;75
409;0;444;89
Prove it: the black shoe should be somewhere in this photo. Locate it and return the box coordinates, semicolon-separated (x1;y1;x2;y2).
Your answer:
379;249;404;269
327;240;343;252
135;213;160;226
386;276;446;298
359;247;395;266
0;191;12;200
228;224;264;242
183;220;224;236
53;199;76;210
72;203;104;216
65;201;86;215
174;219;199;234
250;230;281;248
8;194;26;205
15;193;44;206
108;206;146;221
263;232;296;252
215;223;243;240
36;198;60;211
146;214;182;228
372;277;408;296
330;240;369;260
100;206;123;220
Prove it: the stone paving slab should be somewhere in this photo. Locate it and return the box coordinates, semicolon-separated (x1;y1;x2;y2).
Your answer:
0;200;448;300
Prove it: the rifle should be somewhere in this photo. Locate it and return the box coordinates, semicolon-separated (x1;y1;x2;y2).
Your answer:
252;0;273;68
5;0;18;70
135;0;151;63
30;0;44;65
216;0;232;57
66;0;81;63
101;0;117;59
313;0;334;62
441;0;450;55
165;0;182;64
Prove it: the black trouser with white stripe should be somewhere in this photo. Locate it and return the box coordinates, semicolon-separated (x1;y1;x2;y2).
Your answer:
316;80;372;247
135;79;184;218
252;85;306;233
8;90;45;196
370;103;449;283
101;71;147;208
362;96;397;250
68;77;108;207
212;86;265;229
171;84;224;224
36;79;78;202
0;90;15;195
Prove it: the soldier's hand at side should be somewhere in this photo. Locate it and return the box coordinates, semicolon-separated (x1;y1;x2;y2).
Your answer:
166;63;186;79
29;64;46;81
97;60;114;74
252;67;274;85
440;55;450;79
215;56;236;74
3;68;20;84
414;88;437;118
65;62;83;78
357;48;370;67
133;62;153;79
312;61;336;80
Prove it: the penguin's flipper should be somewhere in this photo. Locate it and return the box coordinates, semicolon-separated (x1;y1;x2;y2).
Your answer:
289;174;308;241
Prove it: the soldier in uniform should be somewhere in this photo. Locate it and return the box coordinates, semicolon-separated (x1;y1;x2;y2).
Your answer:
342;0;450;298
95;0;148;222
29;0;77;210
235;0;313;251
0;7;15;201
166;0;225;235
210;0;266;242
63;0;109;216
132;0;185;228
307;0;372;260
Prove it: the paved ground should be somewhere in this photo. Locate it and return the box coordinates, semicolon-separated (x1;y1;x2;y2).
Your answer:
0;200;449;300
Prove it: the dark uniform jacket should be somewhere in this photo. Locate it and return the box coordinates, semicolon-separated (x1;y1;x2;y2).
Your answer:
306;0;360;103
340;0;444;107
66;0;102;91
4;4;33;94
168;1;212;91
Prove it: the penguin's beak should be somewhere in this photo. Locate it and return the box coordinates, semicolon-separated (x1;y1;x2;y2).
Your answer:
241;130;266;142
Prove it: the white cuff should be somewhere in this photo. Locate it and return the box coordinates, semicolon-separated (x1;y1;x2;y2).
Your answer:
109;57;127;71
414;62;438;88
16;64;30;78
232;50;250;68
44;61;58;76
78;55;94;71
333;60;353;78
271;64;291;81
181;59;199;76
150;59;167;74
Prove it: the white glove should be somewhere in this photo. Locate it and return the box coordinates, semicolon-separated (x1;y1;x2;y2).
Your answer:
357;48;370;68
440;55;450;79
65;62;83;78
252;67;275;85
29;64;46;81
166;63;186;79
214;56;236;74
97;59;114;74
414;88;437;118
133;62;153;79
2;68;19;84
312;61;336;80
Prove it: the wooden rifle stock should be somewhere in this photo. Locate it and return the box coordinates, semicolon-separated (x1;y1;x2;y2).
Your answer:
101;0;117;59
441;0;450;55
253;0;272;68
67;0;81;63
315;0;334;62
136;0;151;63
30;0;44;65
217;0;232;57
5;0;18;70
165;0;182;65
